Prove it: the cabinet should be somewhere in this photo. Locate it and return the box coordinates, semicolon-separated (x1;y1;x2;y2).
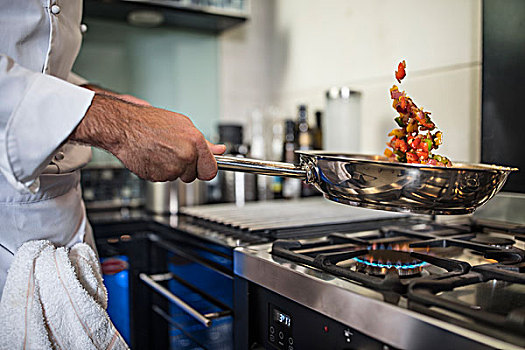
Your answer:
83;0;249;33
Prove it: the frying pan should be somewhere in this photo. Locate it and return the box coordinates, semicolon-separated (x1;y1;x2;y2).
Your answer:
215;151;517;215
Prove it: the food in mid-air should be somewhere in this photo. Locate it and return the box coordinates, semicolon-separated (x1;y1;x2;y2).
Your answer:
384;60;452;166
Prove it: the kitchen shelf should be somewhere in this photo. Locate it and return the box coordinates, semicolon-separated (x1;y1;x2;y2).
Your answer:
83;0;249;33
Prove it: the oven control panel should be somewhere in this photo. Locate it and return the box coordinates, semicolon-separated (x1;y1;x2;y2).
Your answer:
268;304;294;349
245;282;394;350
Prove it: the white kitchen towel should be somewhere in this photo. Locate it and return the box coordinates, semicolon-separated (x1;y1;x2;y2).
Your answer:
0;240;129;350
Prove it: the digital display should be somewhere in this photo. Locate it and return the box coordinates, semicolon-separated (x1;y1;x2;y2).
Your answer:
273;308;291;328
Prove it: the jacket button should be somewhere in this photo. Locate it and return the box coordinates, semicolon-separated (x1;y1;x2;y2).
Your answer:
51;5;61;15
54;152;65;161
80;23;88;34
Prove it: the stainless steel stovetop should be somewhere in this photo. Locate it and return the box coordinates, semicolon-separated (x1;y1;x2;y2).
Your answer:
234;193;525;350
178;197;407;247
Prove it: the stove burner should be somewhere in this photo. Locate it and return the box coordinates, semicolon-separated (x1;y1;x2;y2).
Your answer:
471;234;515;248
354;250;426;277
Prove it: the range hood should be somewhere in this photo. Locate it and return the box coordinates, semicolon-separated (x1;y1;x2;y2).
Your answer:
83;0;249;33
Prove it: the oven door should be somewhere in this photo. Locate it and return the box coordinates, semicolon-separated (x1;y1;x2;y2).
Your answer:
141;233;234;350
97;222;234;350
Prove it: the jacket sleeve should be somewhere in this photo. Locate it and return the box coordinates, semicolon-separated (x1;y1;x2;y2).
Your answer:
0;54;95;193
67;71;89;86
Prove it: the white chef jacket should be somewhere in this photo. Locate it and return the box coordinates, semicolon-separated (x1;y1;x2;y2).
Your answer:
0;0;96;298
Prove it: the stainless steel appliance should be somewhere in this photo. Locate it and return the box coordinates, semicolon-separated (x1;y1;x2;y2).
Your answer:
91;198;406;349
233;194;525;350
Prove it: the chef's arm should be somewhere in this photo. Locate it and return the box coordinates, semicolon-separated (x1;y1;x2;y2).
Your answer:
69;92;225;183
67;72;151;106
0;53;224;193
0;54;94;193
77;82;150;106
67;75;226;183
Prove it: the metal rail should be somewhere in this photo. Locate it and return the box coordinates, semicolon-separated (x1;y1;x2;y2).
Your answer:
139;272;232;327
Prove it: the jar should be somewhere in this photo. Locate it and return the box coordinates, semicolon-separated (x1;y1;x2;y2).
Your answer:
323;87;362;152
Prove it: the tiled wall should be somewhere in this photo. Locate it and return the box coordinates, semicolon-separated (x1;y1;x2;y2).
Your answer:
220;0;482;162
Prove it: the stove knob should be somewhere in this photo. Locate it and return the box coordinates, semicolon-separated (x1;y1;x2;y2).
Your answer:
344;328;353;343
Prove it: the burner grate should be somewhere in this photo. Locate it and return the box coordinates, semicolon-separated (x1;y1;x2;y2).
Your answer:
409;232;525;263
407;263;525;346
272;238;470;296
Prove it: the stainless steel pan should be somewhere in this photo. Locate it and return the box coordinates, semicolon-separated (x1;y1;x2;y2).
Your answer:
215;151;517;215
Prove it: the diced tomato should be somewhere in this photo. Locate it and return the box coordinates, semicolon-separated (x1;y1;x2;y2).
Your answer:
411;137;421;148
395;60;406;83
421;122;435;130
406;152;418;163
399;96;407;110
416;150;429;160
417;140;428;152
395;139;408;153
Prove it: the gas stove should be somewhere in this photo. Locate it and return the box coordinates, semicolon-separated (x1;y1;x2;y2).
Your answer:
233;195;525;350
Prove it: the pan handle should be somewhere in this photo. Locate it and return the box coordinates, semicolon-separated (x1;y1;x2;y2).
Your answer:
214;155;307;179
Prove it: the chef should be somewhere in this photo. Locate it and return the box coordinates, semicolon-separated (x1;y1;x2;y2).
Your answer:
0;0;225;299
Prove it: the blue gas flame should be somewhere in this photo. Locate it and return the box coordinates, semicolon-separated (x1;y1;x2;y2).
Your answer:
353;257;427;269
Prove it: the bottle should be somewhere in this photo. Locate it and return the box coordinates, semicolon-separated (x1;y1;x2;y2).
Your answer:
208;124;255;206
270;118;284;199
295;105;318;197
282;119;301;199
296;105;313;155
249;109;269;201
312;110;323;150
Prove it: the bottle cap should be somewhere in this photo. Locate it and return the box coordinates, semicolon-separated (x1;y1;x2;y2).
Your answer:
218;124;243;145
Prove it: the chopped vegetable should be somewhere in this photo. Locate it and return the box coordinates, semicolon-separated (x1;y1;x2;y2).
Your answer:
406;152;418;163
388;128;406;138
384;61;452;166
395;60;406;83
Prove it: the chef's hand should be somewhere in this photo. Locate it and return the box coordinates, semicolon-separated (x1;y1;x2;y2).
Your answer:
70;93;226;183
